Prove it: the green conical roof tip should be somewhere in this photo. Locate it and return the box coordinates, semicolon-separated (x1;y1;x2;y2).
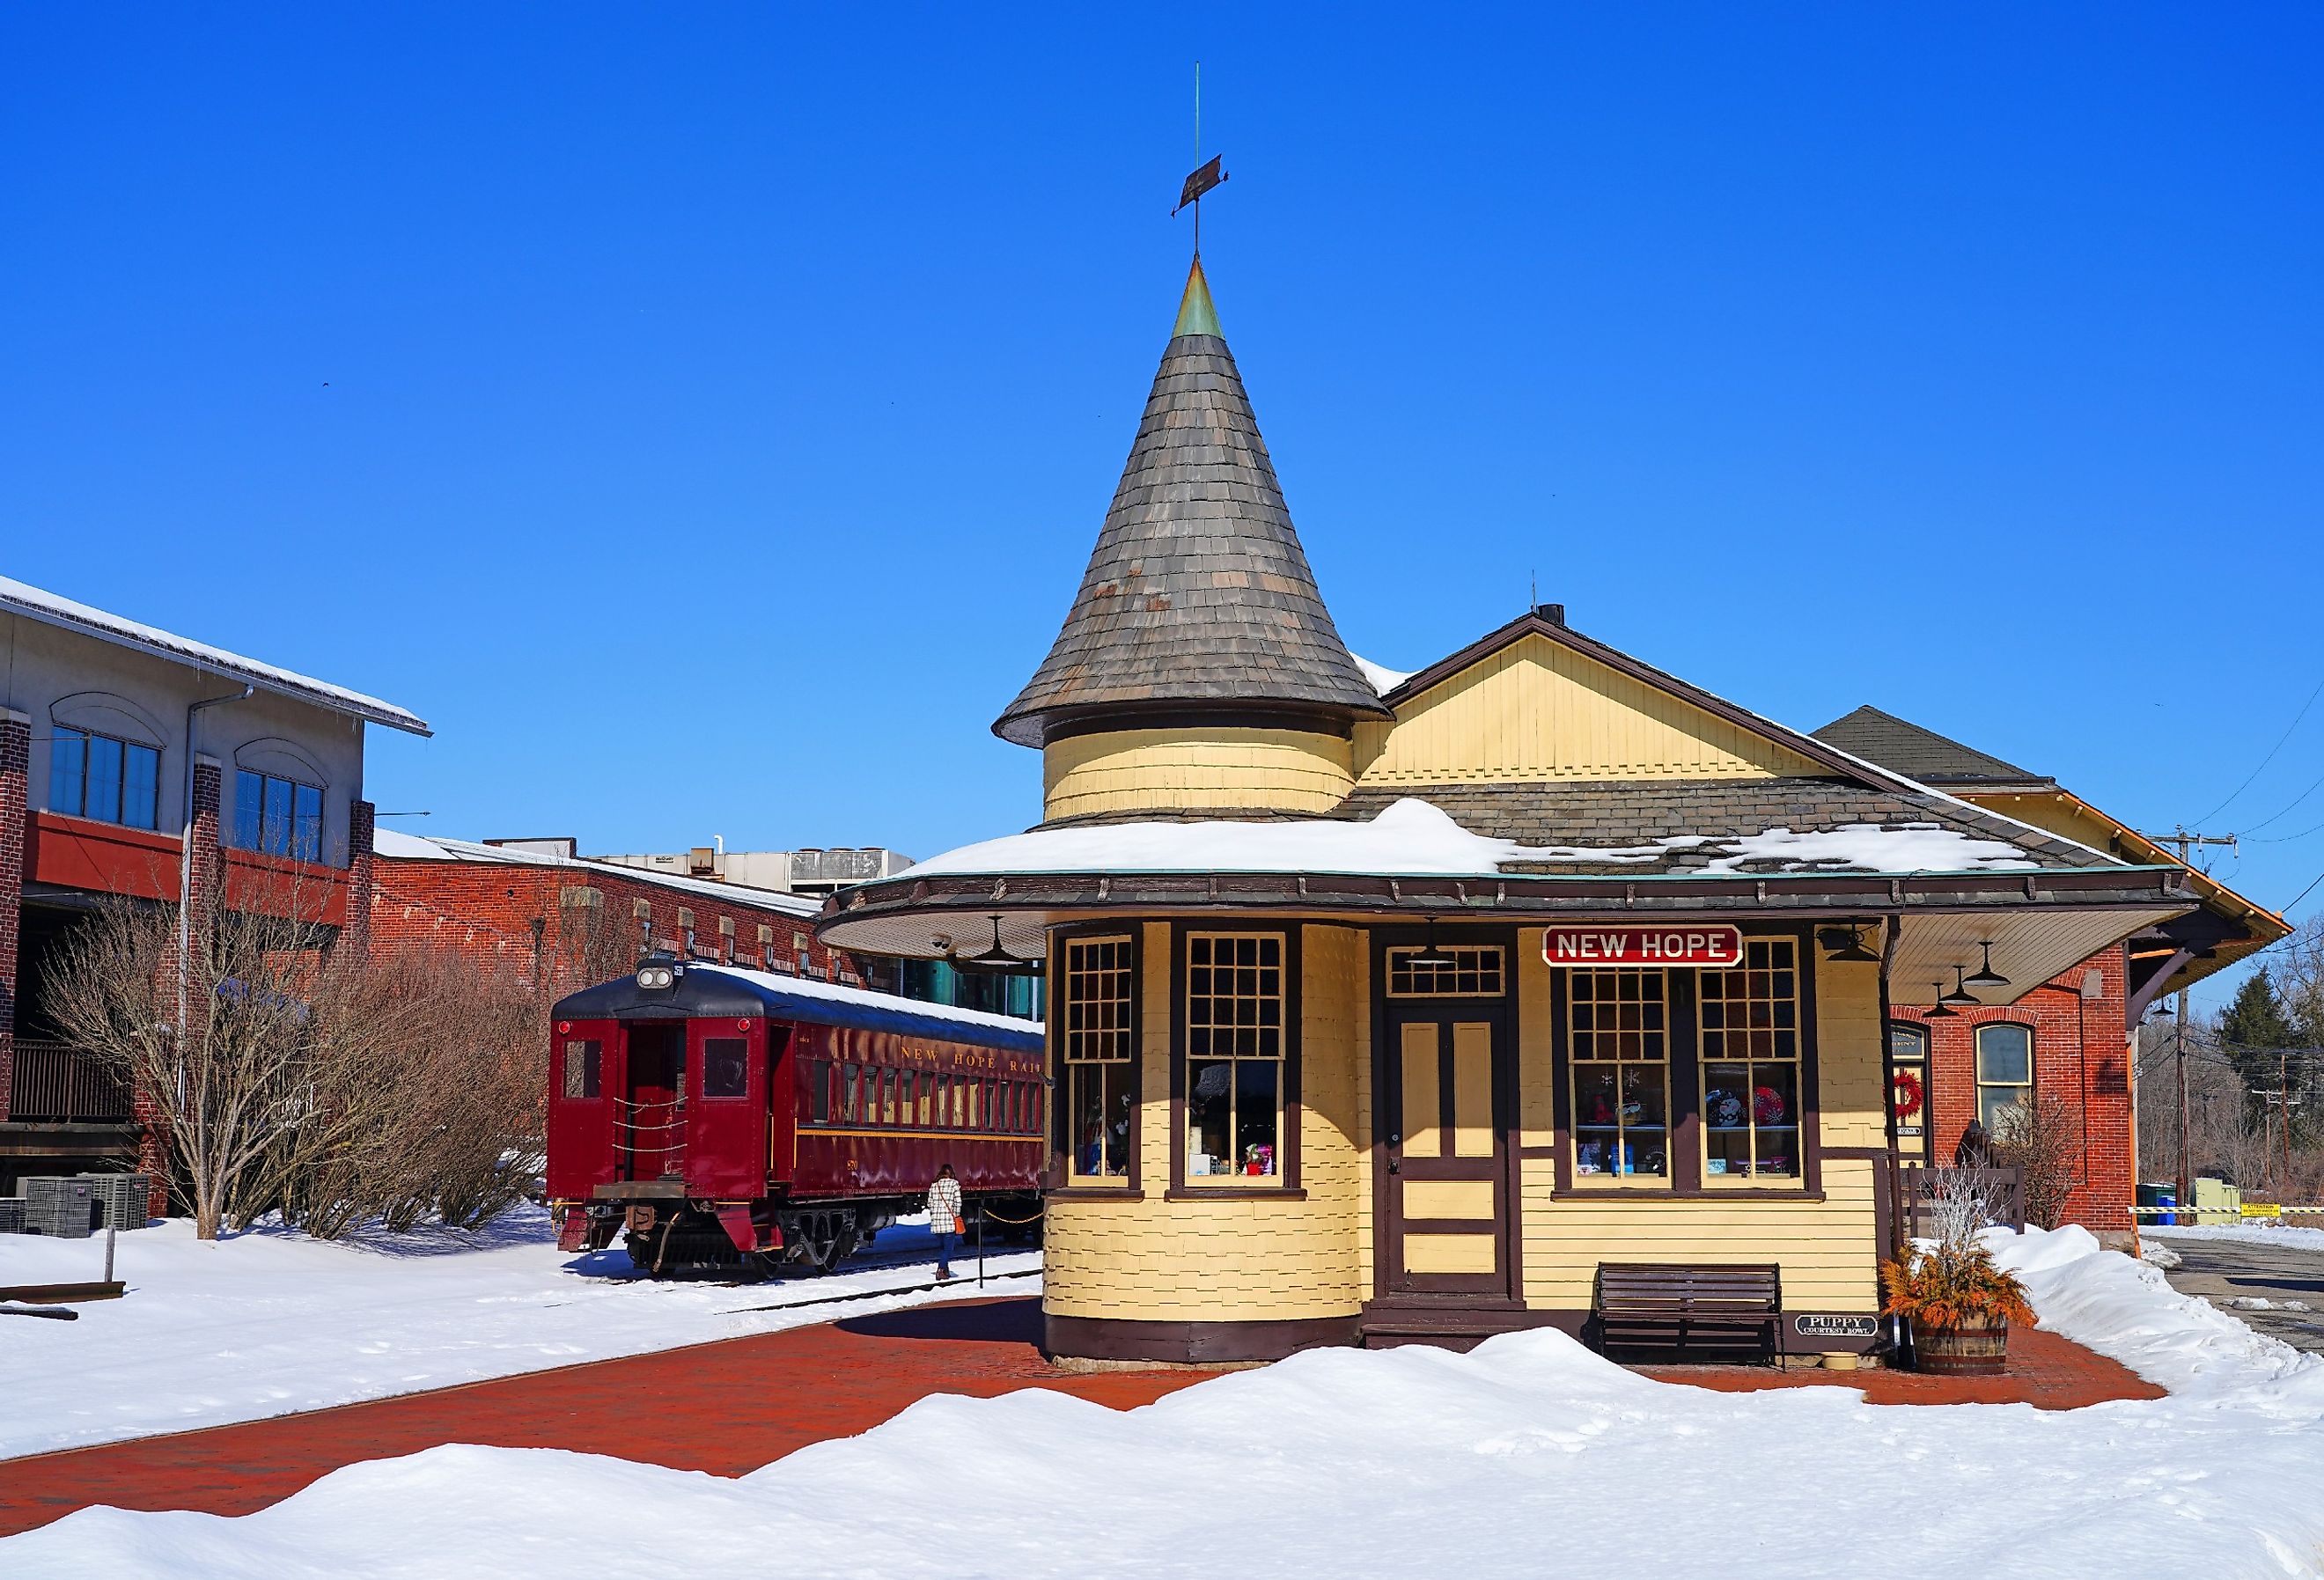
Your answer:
1173;256;1222;338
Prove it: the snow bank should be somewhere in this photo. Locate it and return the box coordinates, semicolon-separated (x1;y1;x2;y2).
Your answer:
906;797;2048;879
2150;1222;2324;1254
11;1223;2324;1578
0;1206;1037;1457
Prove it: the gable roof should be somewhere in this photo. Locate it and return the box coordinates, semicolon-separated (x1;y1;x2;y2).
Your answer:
0;574;430;735
993;258;1388;747
1812;705;2048;788
1377;607;1923;794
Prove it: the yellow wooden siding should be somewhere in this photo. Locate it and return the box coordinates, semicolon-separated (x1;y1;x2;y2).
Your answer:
1404;1179;1494;1219
1520;1157;1881;1310
1351;632;1828;787
1043;922;1369;1324
1042;727;1354;821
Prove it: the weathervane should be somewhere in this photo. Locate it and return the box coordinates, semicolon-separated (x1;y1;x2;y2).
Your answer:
1172;61;1227;254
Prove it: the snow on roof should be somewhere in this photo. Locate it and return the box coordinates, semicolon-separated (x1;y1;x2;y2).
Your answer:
902;797;2048;879
1351;654;1415;696
694;963;1043;1039
0;575;429;735
373;829;822;916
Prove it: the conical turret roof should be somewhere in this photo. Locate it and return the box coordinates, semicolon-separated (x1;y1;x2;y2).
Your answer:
994;258;1390;747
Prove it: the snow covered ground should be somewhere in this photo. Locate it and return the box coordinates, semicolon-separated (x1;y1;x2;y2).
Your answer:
2149;1221;2324;1254
8;1224;2322;1578
0;1206;1038;1458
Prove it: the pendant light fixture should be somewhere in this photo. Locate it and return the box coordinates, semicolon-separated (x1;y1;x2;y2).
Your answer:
1407;915;1457;969
1939;965;1980;1008
1963;940;2010;991
1924;982;1959;1019
958;914;1036;975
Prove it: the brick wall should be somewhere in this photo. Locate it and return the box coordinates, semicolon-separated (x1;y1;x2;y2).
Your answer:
0;709;28;1121
368;855;864;997
1896;944;2134;1234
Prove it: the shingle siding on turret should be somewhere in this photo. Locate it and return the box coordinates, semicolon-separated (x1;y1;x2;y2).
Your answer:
995;266;1387;747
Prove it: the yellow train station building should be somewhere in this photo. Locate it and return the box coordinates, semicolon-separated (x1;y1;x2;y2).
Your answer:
820;258;2200;1365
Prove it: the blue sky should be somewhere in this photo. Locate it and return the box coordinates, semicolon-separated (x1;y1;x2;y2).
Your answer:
4;8;2319;1008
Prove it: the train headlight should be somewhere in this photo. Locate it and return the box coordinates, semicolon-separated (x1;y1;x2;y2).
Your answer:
636;964;676;990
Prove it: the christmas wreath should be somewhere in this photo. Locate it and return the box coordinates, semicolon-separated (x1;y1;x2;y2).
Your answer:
1891;1066;1926;1121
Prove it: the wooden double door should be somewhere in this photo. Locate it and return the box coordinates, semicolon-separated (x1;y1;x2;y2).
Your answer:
1378;941;1516;1300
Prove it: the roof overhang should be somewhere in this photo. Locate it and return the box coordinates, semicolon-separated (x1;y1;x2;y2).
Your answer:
819;863;2197;1008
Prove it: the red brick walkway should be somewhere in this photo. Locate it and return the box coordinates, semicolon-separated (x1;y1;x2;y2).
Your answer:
0;1297;1213;1539
0;1303;2162;1540
1643;1323;2166;1409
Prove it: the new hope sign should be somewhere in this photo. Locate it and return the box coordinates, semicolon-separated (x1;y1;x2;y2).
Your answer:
1542;924;1744;969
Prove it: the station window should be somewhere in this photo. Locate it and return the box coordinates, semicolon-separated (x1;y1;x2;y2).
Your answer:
1062;935;1136;1180
703;1038;748;1099
1698;938;1802;1184
1567;969;1669;1184
1183;931;1286;1184
1975;1024;2035;1133
232;768;324;862
50;727;162;831
562;1040;601;1100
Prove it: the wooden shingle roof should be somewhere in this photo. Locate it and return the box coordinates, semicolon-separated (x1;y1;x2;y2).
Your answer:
1813;705;2050;788
994;258;1389;747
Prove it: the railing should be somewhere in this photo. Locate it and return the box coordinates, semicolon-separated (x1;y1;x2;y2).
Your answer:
1894;1164;2026;1239
613;1094;686;1178
6;1040;136;1123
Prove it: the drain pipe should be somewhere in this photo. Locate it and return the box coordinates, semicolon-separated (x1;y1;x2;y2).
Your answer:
174;687;254;1069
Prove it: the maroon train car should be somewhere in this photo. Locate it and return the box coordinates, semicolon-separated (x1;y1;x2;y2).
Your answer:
547;952;1045;1275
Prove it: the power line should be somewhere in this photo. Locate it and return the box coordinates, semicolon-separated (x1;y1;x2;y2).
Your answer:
2194;674;2324;824
2238;762;2324;835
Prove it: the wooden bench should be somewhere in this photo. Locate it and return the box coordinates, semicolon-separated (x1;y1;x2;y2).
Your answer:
1593;1262;1782;1363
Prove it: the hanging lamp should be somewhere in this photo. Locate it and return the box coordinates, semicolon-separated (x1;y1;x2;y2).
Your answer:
958;914;1036;975
1939;965;1980;1007
1963;940;2010;990
1407;915;1457;969
1817;922;1881;964
1924;983;1960;1019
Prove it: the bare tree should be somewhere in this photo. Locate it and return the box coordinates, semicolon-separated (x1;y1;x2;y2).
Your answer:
45;888;548;1241
1989;1093;2079;1230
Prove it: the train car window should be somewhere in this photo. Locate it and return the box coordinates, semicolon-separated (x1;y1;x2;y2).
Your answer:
704;1038;749;1099
843;1064;861;1122
949;1077;965;1128
807;1061;830;1123
562;1040;600;1100
1032;1084;1044;1135
881;1068;899;1126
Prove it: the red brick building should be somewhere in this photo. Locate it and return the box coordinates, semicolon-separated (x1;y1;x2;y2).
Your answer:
368;831;873;994
1816;708;2287;1244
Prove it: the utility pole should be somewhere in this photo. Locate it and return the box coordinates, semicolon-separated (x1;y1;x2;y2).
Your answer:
2141;827;2238;1216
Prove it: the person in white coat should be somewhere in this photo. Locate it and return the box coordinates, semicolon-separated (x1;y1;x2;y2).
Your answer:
927;1163;965;1280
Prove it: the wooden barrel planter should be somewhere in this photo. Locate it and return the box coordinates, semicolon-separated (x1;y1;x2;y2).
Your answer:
1911;1319;2010;1376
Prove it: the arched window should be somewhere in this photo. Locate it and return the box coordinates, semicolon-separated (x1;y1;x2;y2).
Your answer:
48;694;165;830
1975;1024;2035;1134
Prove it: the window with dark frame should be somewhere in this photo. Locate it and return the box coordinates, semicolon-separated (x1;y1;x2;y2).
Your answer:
1183;931;1286;1183
49;726;162;831
702;1038;748;1099
232;767;324;861
562;1040;601;1100
1975;1024;2034;1133
807;1061;831;1123
1387;944;1505;997
1698;937;1803;1183
1062;934;1136;1180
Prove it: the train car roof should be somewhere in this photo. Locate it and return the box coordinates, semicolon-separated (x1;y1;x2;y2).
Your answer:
552;963;1044;1054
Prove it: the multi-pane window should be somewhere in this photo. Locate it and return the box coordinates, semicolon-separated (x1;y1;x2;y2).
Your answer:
1567;969;1669;1181
1699;938;1802;1183
1063;935;1136;1179
1184;932;1285;1182
1975;1024;2034;1133
1387;944;1505;997
232;768;324;861
50;727;161;830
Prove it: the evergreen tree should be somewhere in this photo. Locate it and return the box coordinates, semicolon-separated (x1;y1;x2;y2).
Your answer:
2218;966;2298;1091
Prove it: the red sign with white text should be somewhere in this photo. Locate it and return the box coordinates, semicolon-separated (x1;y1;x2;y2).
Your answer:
1542;924;1744;969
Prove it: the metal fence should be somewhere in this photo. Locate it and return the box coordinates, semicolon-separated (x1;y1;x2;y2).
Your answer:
1894;1164;2026;1239
5;1041;134;1123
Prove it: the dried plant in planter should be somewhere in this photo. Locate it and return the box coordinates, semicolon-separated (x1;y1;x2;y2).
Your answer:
1881;1165;2034;1374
